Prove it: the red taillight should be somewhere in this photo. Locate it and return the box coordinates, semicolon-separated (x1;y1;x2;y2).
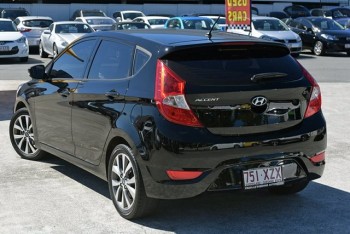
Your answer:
301;65;322;118
310;151;325;163
154;60;203;127
20;28;31;33
166;170;203;180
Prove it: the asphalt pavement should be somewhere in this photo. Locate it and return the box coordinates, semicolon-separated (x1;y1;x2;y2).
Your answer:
0;54;349;233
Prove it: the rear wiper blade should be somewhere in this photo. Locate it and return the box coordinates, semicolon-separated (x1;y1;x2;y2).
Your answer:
251;72;287;82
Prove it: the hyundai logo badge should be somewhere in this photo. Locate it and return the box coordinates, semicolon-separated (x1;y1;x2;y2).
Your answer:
251;96;268;107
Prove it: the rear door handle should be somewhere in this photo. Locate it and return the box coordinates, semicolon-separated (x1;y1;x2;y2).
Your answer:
59;89;71;98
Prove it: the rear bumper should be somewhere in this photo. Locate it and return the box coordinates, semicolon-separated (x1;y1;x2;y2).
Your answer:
136;111;326;199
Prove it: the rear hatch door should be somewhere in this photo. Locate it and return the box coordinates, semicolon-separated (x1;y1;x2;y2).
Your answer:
162;42;311;136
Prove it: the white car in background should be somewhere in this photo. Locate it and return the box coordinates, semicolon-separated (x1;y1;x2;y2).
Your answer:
112;10;146;22
39;21;94;58
199;14;227;31
0;18;28;62
75;16;116;31
14;16;53;51
132;16;169;28
228;16;302;56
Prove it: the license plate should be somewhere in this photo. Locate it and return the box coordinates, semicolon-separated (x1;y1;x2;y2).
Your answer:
345;44;350;49
243;166;284;189
0;46;9;51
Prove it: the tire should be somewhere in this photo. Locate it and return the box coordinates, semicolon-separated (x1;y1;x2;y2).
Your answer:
19;57;28;62
347;51;350;56
268;179;309;195
9;108;46;160
53;44;59;58
108;144;157;219
39;42;48;58
313;41;325;56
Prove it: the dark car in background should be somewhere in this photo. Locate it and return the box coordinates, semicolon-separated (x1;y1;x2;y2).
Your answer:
284;17;350;55
283;5;311;19
9;29;326;219
112;22;151;30
336;18;350;29
0;8;30;21
325;7;350;19
268;11;289;19
70;9;107;21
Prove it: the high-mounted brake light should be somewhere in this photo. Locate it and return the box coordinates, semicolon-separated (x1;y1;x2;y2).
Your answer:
301;65;322;118
154;60;203;127
19;28;31;33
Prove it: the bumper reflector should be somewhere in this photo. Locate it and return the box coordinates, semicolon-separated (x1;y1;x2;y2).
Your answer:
310;151;325;163
166;170;203;180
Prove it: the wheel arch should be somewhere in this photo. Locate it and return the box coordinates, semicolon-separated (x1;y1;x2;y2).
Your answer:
105;136;131;177
14;101;26;112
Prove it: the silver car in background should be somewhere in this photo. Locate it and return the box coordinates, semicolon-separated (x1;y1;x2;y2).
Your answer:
75;16;116;31
228;16;303;56
14;16;53;52
39;21;94;58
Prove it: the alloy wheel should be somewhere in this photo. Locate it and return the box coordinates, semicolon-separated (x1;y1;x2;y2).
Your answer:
111;152;137;211
12;113;38;155
313;41;324;56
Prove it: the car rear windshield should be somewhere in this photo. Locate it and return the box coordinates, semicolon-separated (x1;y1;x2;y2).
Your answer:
23;19;53;28
83;11;105;17
0;21;17;31
164;43;302;86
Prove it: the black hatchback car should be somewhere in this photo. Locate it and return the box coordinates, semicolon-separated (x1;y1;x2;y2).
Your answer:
9;29;326;219
284;17;350;56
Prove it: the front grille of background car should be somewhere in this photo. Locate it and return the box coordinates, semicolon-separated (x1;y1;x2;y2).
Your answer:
291;47;302;51
0;41;12;45
273;39;298;44
0;46;19;55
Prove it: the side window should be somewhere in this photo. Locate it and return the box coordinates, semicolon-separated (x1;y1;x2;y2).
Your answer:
88;40;133;80
133;48;151;74
49;39;96;79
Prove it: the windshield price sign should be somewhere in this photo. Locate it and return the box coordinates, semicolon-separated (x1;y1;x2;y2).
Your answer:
225;0;251;29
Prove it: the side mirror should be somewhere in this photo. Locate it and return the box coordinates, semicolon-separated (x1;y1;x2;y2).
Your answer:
43;29;50;34
28;65;46;80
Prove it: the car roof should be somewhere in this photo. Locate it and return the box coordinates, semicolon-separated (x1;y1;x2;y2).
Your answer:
83;29;270;48
0;18;13;22
135;16;169;19
117;10;144;13
16;16;53;20
174;16;211;20
252;16;281;20
54;21;89;25
76;16;113;20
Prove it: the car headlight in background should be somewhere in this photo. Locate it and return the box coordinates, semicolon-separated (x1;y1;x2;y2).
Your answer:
60;41;68;47
16;36;27;44
321;34;338;41
260;35;277;41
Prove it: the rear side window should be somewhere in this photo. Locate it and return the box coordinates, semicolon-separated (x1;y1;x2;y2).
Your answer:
88;40;133;80
164;44;302;86
133;48;151;74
